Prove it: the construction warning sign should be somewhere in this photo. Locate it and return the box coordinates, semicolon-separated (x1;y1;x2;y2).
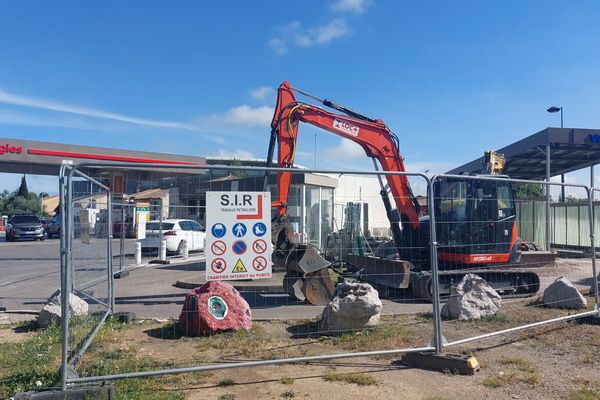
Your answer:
232;259;248;273
206;191;272;281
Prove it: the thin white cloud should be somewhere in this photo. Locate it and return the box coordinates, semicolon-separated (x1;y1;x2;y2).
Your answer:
269;19;351;55
404;160;456;176
324;138;366;161
223;105;274;127
0;87;276;139
0;88;199;131
320;138;455;176
295;19;350;47
268;38;288;55
0;110;99;130
331;0;370;14
250;86;275;102
0;109;232;145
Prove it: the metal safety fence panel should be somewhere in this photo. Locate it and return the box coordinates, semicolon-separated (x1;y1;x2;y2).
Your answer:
110;202;210;272
59;164;113;390
432;174;600;354
592;188;600;296
60;161;440;387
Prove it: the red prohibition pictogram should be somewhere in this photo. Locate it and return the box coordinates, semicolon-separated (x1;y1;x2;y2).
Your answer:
252;239;267;254
211;240;226;256
253;256;268;271
211;258;226;273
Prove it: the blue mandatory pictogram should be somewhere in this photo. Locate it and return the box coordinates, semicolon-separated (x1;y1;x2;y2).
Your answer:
252;222;267;237
232;222;247;238
211;223;227;238
232;240;247;255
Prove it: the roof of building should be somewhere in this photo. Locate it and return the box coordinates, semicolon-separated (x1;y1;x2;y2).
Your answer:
42;195;60;216
448;128;600;180
125;188;170;200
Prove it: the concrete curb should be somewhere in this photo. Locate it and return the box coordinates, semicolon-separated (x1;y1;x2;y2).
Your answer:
119;254;207;276
173;279;287;293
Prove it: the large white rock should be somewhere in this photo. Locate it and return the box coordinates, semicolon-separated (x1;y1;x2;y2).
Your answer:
441;274;501;320
319;282;383;333
37;290;89;328
543;276;587;309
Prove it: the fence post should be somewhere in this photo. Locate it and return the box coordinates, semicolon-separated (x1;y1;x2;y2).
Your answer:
587;187;600;311
135;242;142;265
108;191;115;313
59;165;69;392
160;239;167;261
182;240;189;260
159;200;164;261
118;202;125;276
545;143;552;251
428;176;444;355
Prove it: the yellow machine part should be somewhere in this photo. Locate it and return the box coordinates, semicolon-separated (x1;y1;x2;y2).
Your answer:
483;150;506;175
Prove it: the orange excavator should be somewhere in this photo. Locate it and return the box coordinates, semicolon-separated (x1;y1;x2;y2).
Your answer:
266;81;542;304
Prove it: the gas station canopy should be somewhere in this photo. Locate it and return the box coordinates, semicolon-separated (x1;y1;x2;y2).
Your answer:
448;128;600;181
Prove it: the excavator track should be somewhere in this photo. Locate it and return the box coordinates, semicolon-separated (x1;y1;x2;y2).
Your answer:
412;268;541;301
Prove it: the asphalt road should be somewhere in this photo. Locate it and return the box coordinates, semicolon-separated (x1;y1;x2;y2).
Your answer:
0;234;62;312
1;231;596;323
0;232;211;323
0;233;139;315
0;232;429;321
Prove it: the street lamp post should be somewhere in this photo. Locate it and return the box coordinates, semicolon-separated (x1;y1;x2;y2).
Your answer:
547;106;563;128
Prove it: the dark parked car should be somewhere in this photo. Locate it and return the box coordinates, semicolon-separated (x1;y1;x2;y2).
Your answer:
40;218;51;235
46;215;61;239
6;215;45;241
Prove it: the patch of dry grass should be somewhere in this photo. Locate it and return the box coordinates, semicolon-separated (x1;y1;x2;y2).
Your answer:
481;370;539;388
280;389;296;398
568;385;600;400
328;321;425;351
217;378;236;387
279;376;295;385
498;355;535;372
323;371;377;386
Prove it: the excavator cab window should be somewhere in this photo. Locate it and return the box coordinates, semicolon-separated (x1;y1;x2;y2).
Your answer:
437;181;467;220
434;177;517;254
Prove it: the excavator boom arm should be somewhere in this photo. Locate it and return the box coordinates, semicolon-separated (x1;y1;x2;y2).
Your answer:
267;81;420;230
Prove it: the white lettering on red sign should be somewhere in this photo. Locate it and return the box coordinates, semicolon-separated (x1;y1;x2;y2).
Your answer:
332;119;360;136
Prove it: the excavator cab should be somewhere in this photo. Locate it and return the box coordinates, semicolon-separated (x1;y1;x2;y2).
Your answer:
434;176;521;267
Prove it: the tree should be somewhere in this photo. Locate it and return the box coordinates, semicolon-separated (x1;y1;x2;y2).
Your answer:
515;183;544;199
17;175;29;197
0;177;41;216
230;159;246;178
0;189;9;214
565;195;587;203
3;192;41;216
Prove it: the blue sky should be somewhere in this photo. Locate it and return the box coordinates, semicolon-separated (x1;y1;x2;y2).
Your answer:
1;0;600;194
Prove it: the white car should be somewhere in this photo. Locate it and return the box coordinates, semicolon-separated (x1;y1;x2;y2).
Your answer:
139;219;206;255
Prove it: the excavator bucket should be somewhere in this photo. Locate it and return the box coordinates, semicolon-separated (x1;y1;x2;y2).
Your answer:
304;269;337;305
272;219;336;305
286;245;331;274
